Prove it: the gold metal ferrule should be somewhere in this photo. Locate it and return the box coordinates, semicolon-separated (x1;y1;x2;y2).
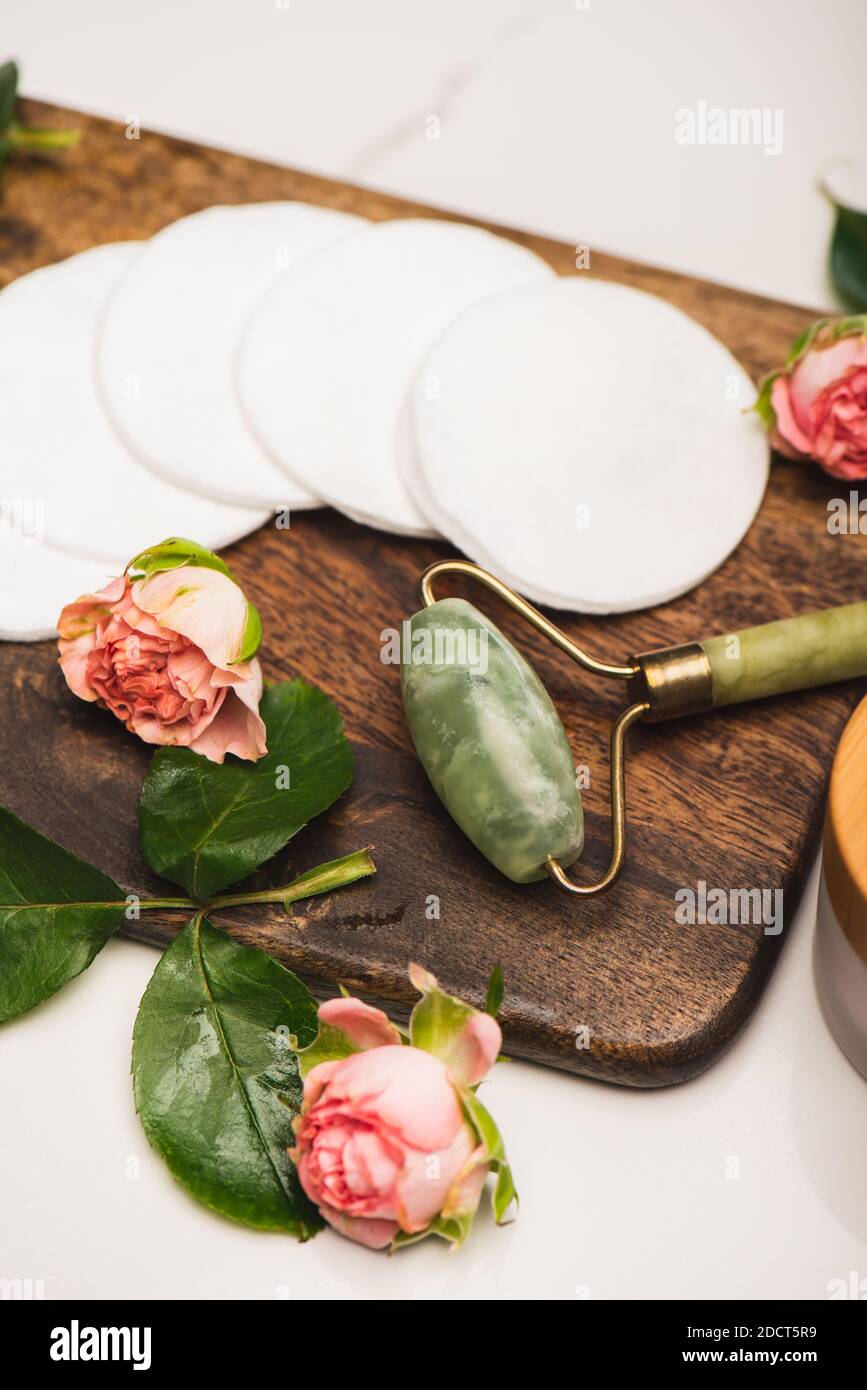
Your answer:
628;642;714;723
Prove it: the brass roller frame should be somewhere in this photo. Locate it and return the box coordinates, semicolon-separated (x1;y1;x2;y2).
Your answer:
418;560;714;897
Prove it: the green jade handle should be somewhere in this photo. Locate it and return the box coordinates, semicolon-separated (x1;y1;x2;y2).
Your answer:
632;600;867;720
702;601;867;705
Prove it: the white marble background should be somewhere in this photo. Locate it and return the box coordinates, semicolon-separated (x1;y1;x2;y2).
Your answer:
2;0;866;1300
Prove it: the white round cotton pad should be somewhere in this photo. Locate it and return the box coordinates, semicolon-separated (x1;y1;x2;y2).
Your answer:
408;277;770;613
0;535;123;642
0;244;269;566
97;203;365;510
237;218;556;536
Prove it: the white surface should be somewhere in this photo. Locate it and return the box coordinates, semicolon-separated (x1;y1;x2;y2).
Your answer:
1;862;865;1300
0;540;121;642
239;219;553;535
0;244;269;566
410;278;769;612
3;0;867;1301
97;202;365;510
7;0;865;311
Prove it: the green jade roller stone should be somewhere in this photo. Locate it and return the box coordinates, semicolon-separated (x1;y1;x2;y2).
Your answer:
400;597;583;883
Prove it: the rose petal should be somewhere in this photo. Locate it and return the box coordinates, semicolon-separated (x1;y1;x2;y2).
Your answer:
301;1058;346;1109
448;1012;502;1087
318;997;404;1051
394;1121;477;1233
310;1046;464;1152
319;1204;399;1250
56;575;126;647
132;567;250;671
440;1142;490;1222
187;661;267;763
769;376;812;457
789;336;867;422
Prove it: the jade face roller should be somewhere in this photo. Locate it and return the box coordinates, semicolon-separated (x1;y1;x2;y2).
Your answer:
400;559;867;896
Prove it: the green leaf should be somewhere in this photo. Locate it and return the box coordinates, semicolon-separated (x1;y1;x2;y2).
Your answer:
409;963;479;1069
0;60;19;132
460;1087;506;1163
492;1160;518;1224
830;204;867;311
0;806;126;1023
293;1020;361;1080
393;1211;475;1250
484;964;504;1018
132;914;322;1237
460;1088;518;1225
786;318;831;367
753;370;779;430
139;679;353;898
237;599;263;664
126;536;234;583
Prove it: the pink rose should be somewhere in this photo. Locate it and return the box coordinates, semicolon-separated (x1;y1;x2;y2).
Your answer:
57;550;266;763
766;322;867;480
290;984;504;1250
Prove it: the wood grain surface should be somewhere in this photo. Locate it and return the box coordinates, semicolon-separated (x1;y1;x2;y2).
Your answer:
1;101;864;1086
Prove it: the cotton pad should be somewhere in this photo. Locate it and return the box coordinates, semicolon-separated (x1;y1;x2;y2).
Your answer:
408;277;770;612
0;535;123;642
237;218;556;536
0;244;269;566
97;203;365;510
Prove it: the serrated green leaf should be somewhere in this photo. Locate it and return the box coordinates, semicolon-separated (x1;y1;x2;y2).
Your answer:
0;60;18;132
830;204;867;311
485;964;504;1018
138;679;353;898
132;914;322;1237
126;536;234;583
0;806;126;1023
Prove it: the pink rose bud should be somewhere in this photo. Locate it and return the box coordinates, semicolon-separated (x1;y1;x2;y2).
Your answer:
760;317;867;481
57;540;266;763
290;981;507;1251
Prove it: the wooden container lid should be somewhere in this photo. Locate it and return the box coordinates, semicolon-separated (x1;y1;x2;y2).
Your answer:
823;695;867;965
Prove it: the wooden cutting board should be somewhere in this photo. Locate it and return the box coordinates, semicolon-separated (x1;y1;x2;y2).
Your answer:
1;101;864;1087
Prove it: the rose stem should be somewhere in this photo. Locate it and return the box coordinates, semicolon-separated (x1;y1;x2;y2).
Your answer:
5;125;79;150
204;847;376;912
132;898;197;910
